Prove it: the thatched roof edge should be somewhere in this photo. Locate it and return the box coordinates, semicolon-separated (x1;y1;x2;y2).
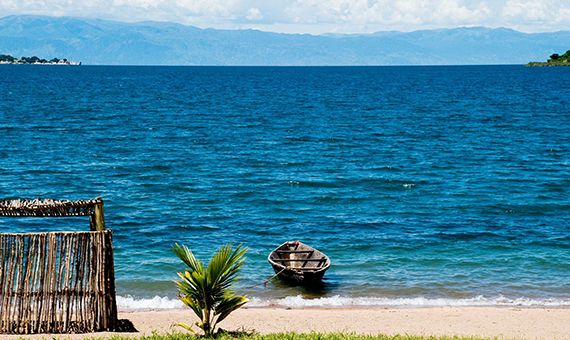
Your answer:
0;197;103;217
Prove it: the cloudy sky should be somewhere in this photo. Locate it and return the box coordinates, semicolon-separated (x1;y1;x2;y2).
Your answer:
1;0;569;34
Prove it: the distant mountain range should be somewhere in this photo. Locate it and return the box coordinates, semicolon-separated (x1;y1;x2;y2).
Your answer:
1;15;569;66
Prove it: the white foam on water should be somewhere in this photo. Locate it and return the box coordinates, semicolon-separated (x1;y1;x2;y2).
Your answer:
248;295;570;308
116;295;570;311
117;295;185;311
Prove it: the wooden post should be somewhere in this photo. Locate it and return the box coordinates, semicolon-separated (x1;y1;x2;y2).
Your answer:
90;202;106;231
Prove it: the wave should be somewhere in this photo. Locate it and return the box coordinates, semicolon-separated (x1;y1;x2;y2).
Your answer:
116;295;570;311
117;295;184;311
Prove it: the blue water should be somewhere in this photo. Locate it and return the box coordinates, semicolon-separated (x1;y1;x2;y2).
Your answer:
1;65;570;309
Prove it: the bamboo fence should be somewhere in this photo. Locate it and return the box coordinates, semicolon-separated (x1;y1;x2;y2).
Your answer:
0;198;117;334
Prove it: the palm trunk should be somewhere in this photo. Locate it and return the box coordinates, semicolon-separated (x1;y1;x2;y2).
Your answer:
203;307;212;337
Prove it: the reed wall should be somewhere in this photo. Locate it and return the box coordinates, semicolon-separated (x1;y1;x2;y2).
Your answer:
0;230;117;334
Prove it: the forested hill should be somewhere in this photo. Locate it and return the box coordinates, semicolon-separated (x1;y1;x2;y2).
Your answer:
2;15;570;66
526;50;570;66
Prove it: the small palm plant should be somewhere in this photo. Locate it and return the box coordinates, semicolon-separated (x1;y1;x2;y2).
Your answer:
173;243;248;337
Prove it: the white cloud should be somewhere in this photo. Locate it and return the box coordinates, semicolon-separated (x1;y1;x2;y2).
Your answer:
503;0;548;20
1;0;569;34
500;0;570;31
174;0;235;17
246;7;263;21
278;0;499;32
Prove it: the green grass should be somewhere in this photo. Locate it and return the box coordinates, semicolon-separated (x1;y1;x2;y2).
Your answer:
75;332;505;340
212;334;499;340
6;331;511;340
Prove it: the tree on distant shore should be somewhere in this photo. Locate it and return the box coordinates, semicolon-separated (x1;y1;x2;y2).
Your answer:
0;54;70;64
548;50;570;63
0;54;16;62
21;56;42;63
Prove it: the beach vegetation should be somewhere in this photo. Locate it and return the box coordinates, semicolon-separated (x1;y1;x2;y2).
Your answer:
173;243;248;338
79;332;503;340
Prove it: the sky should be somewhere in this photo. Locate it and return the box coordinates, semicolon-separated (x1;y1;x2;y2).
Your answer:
1;0;569;35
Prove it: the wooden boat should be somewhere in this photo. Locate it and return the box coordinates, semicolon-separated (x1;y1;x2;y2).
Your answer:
268;241;330;286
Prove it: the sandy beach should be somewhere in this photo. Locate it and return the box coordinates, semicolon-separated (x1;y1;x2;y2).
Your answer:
1;307;570;340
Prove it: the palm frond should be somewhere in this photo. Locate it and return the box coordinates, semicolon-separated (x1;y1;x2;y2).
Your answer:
207;245;247;300
213;295;249;326
176;272;205;304
173;243;204;273
177;295;203;320
174;322;196;333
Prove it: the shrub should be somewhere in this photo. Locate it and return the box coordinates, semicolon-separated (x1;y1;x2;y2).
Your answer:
173;243;248;337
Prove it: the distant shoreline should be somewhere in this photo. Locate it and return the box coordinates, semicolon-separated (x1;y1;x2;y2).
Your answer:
0;60;81;65
526;50;570;66
525;61;570;67
0;54;81;65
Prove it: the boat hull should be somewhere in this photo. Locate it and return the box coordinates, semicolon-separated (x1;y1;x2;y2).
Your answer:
270;264;327;285
268;241;330;286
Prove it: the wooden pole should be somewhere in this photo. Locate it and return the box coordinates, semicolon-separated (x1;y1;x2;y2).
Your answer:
90;202;106;231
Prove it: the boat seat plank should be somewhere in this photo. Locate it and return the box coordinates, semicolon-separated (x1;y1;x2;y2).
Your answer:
275;250;314;254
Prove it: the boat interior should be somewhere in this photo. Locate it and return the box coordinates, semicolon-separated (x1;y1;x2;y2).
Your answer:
271;242;328;269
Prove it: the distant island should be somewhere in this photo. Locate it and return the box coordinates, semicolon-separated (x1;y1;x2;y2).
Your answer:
526;50;570;66
0;54;81;65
